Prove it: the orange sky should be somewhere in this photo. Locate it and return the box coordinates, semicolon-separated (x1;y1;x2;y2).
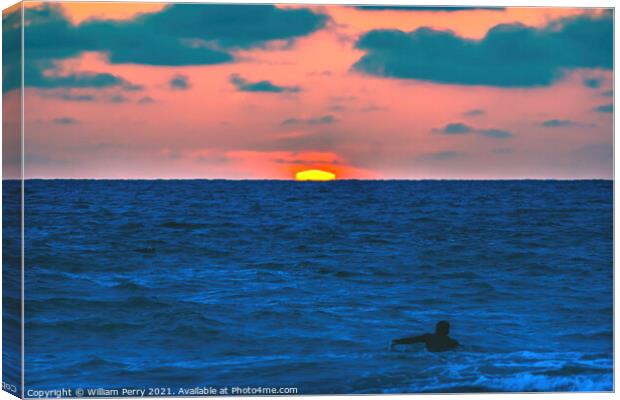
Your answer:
6;3;613;179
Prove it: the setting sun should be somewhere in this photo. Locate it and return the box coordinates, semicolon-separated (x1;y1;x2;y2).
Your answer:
295;169;336;181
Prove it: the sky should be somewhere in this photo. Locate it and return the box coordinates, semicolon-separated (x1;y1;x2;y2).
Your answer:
2;2;614;179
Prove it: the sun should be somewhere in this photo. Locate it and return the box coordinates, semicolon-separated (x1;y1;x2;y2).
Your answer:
295;169;336;181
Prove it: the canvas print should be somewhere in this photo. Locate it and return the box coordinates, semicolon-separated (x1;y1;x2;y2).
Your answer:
1;2;614;397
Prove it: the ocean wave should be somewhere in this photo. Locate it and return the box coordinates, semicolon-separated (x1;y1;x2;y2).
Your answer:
159;221;210;229
28;318;146;333
471;372;612;392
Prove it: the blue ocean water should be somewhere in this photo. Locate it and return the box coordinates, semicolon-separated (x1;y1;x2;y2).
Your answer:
19;180;613;393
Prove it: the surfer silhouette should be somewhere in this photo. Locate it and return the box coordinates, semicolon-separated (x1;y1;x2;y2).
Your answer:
391;321;459;352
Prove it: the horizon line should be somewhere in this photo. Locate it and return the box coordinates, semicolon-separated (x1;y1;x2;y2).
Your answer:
2;178;614;181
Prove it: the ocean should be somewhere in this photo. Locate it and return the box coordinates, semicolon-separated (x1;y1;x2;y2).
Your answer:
6;180;614;394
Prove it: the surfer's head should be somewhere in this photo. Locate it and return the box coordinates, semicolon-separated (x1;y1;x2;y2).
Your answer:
436;321;450;336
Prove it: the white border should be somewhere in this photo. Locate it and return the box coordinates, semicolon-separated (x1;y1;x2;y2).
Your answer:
0;1;616;400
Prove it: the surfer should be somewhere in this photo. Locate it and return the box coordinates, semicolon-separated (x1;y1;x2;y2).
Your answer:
391;321;459;352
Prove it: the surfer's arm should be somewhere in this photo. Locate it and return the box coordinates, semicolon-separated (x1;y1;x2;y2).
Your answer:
391;334;428;346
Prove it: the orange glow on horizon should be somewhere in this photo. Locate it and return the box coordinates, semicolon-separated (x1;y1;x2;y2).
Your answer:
295;169;336;181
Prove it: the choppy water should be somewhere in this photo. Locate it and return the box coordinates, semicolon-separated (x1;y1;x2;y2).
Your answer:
10;180;614;393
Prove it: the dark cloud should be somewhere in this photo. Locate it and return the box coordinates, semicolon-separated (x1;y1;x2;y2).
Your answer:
419;151;465;161
433;122;514;138
230;74;301;93
251;131;340;152
274;157;341;165
282;118;303;125
327;95;356;111
33;3;325;63
354;13;612;87
42;91;96;102
583;77;603;89
137;96;155;104
195;154;231;164
313;116;333;124
5;3;327;92
25;154;71;166
53;117;78;125
594;103;613;113
2;8;21;93
109;94;129;104
479;129;513;139
169;75;191;90
464;109;485;117
282;115;337;126
146;4;328;49
432;122;474;135
542;119;576;127
354;6;505;12
59;93;96;101
328;104;348;112
123;83;144;92
3;6;143;92
541;119;595;128
29;71;138;90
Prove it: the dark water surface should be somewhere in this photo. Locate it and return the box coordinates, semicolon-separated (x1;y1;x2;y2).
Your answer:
20;180;613;393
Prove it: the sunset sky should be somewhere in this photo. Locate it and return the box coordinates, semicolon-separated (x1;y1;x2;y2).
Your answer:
2;2;613;179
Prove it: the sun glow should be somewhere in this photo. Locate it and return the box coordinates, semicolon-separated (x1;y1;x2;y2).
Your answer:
295;169;336;181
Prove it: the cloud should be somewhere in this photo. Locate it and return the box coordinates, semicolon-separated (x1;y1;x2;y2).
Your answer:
281;115;337;126
354;6;505;12
464;109;485;117
59;93;95;101
145;4;328;49
109;94;129;103
4;3;327;92
433;122;513;138
41;91;96;102
2;8;21;93
274;157;342;165
601;90;613;97
53;117;78;125
594;103;613;113
353;12;612;87
195;153;231;164
137;96;155;104
432;122;474;135
169;75;191;90
3;6;143;92
328;104;348;112
25;154;71;166
479;129;513;138
360;104;388;112
542;119;574;127
583;77;603;89
230;74;301;93
29;71;138;90
541;119;595;128
251;131;340;152
123;83;144;92
31;4;325;64
419;150;465;161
